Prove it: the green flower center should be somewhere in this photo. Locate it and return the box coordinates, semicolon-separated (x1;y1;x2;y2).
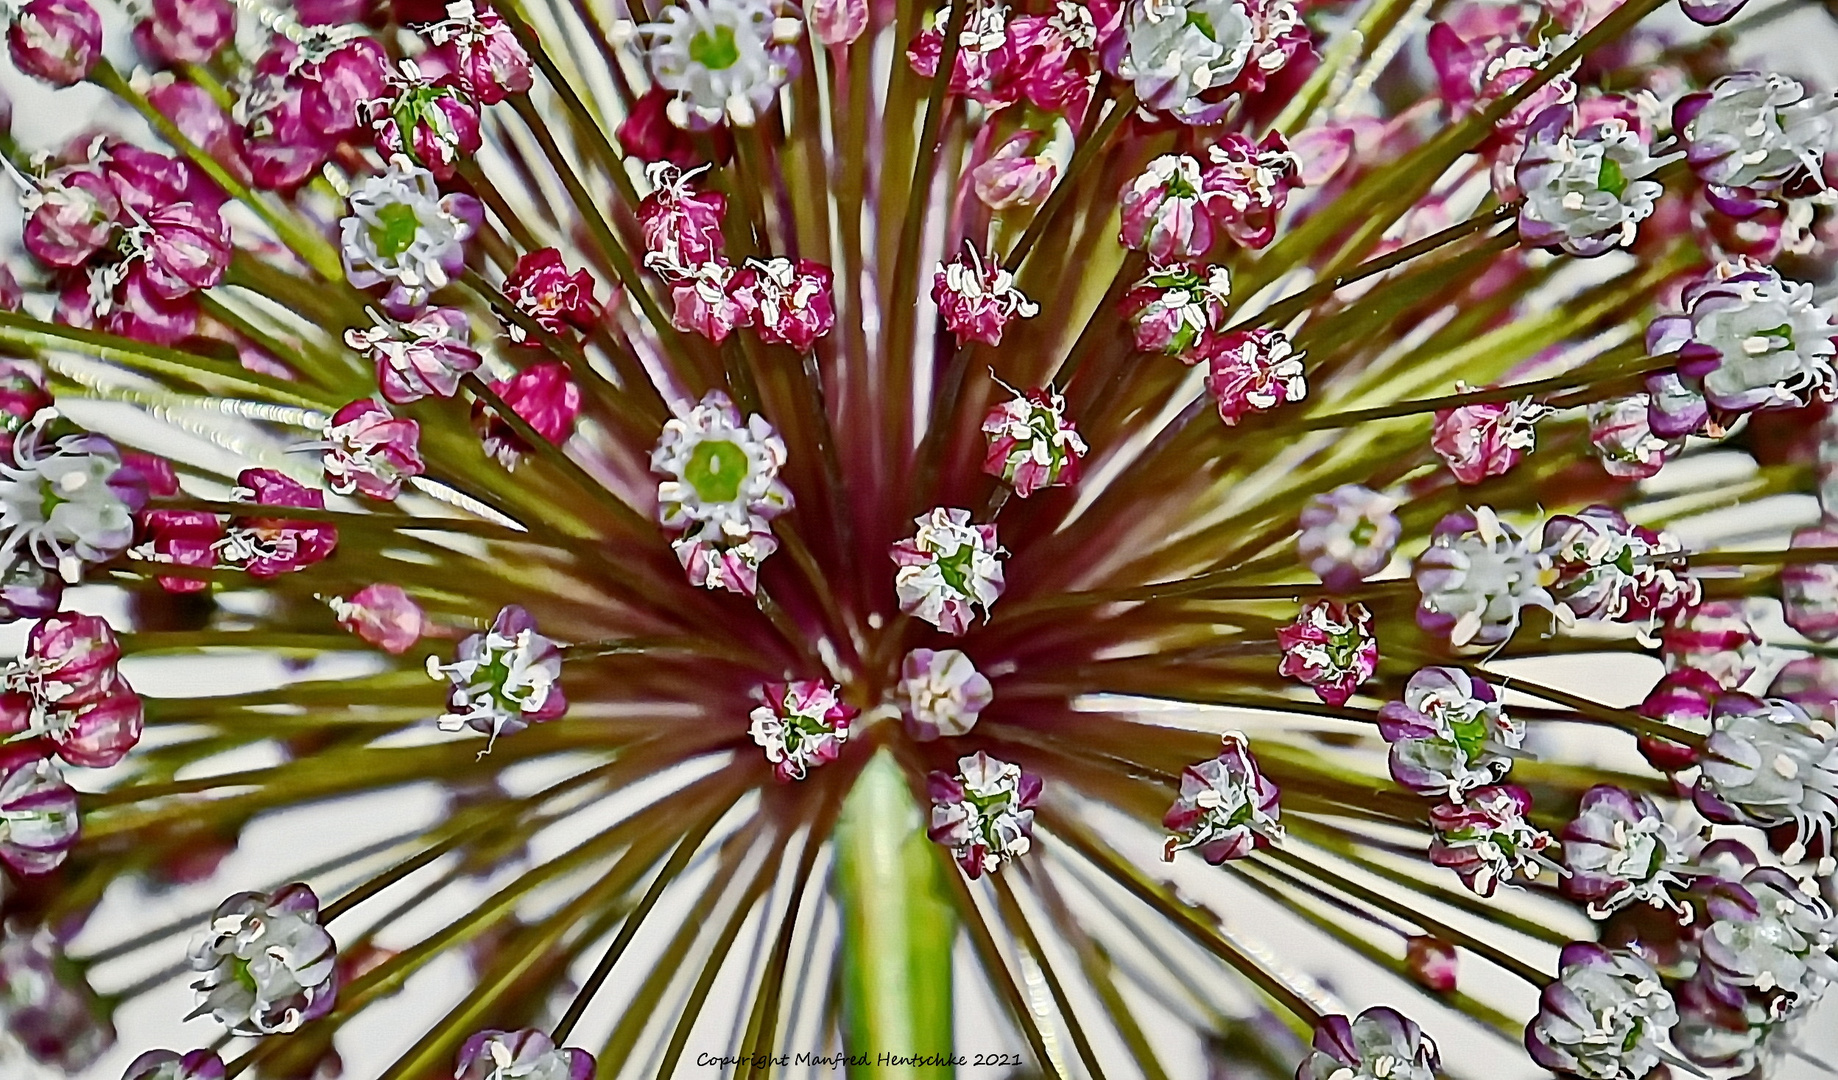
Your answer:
1596;157;1627;198
935;543;977;596
1448;710;1488;762
684;438;750;504
1185;10;1216;39
1349;518;1377;546
369;203;424;260
689;25;742;70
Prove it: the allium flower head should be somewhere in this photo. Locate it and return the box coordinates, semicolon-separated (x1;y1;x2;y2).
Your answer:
1677;72;1837;214
1277;599;1375;706
1297;1007;1440;1080
1429;783;1556;895
1121;261;1232;359
1206;327;1307;425
340;157;482;313
1431;394;1550;484
933;244;1039;347
896;648;993;740
1163;731;1281;863
980;385;1086;497
1414;507;1557;648
1694;692;1838;854
1516;104;1666;257
188;883;338;1035
892;507;1006;634
928;751;1041;877
641;0;802;128
748;679;857;780
429;604;567;749
1647;259;1838;415
1527;943;1678;1080
454;1029;595;1080
1560;785;1690;917
1298;484;1400;592
1379;666;1523;800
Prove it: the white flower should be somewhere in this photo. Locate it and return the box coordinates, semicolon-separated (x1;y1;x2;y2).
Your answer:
896;648;994;739
1682;72;1838;195
188;885;337;1036
928;751;1040;877
427;605;566;751
651;390;794;540
339;157;478;310
1116;0;1254;123
643;0;802;128
890;507;1006;634
0;412;138;583
1517;109;1666;257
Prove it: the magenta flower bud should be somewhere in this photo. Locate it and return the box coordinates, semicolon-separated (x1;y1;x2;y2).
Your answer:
455;1030;595;1080
0;756;80;875
1770;655;1838;726
809;0;868;45
349;307;485;405
28;611;121;704
425;4;533;105
1783;525;1838;642
1405;937;1458;992
1163;732;1282;863
1198;131;1302;250
748;679;857;781
15;612;143;768
638;163;729;271
665;258;747;344
1430;395;1548;484
503;248;602;337
1636;667;1718;772
333;583;425;655
1662;600;1761;689
103;144;192;218
23;167;118;269
141;507;222;593
475;361;582;468
373;82;484;182
1205;327;1307;425
729;257;836;352
1298;1008;1440;1080
1276;599;1376;706
1298;484;1400;592
243;92;336;192
322;399;425;500
933;243;1038;347
6;0;102;86
1120;154;1213;261
146;78;253;187
104;264;202;346
138;203;233;299
306;37;391;134
616;87;729;169
1428;783;1555;896
1004;10;1098;116
906;2;1018;108
1588;395;1682;479
1120;262;1230;360
133;0;235;64
123;1049;227;1080
972;131;1058;210
928;751;1041;877
229;468;338;578
981;386;1086;497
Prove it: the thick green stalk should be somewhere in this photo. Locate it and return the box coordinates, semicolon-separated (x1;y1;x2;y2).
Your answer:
832;748;956;1078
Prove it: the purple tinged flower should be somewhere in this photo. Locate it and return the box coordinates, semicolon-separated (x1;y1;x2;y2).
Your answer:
475;361;583;469
1298;484;1400;592
1662;600;1761;689
0;756;80;875
123;1049;228;1080
1162;732;1282;863
927;751;1041;878
188;884;338;1035
641;0;801;128
420;2;534;105
1413;507;1556;648
892;508;1006;634
332;583;425;655
339;158;482;313
1429;783;1556;895
1679;0;1748;23
981;386;1085;497
368;62;486;182
1199;131;1302;250
896;648;993;741
0;413;147;583
1379;667;1524;800
103;144;195;218
1587;395;1682;479
1430;394;1550;484
227;469;339;578
428;604;567;748
1120;261;1231;360
133;0;235;64
1120;155;1214;261
1110;0;1304;126
653;391;791;594
454;1029;596;1080
933;244;1039;347
136;203;234;298
665;258;748;343
1516;104;1666;258
673;524;778;596
638;163;729;272
1699;867;1838;1008
1205;327;1307;425
22;166;119;269
1526;943;1678;1080
322;400;426;501
0;924;113;1069
1276;599;1375;706
972;131;1059;210
1406;936;1458;992
1560;785;1690;918
1771;655;1838;726
1541;506;1699;628
1694;692;1838;857
503;248;602;338
3;611;144;769
748;680;858;781
904;1;1017;109
5;0;102;86
347;307;485;404
1640;372;1706;442
1783;525;1838;642
1637;667;1719;772
1647;259;1838;416
730;257;836;352
1296;1007;1440;1080
1677;73;1836;214
807;0;867;45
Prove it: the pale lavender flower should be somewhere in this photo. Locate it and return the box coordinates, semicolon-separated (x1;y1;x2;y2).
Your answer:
1699;868;1838;1007
1162;732;1282;863
928;751;1041;878
1526;943;1678;1080
1516;104;1666;258
0;756;79;876
1297;484;1400;592
339;157;482;313
891;508;1005;634
1694;693;1838;859
1647;260;1838;415
1414;507;1557;648
1379;667;1524;800
896;648;994;740
748;679;857;781
188;884;338;1035
427;604;567;750
1297;1007;1440;1080
1677;73;1837;214
1560;785;1690;918
454;1028;595;1080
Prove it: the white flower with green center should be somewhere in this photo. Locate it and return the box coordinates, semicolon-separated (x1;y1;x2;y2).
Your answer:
651;390;794;543
891;507;1006;634
427;605;567;751
0;412;139;583
339;157;478;310
642;0;803;128
1117;0;1254;124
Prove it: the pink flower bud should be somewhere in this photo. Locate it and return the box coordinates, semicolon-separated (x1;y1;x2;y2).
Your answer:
1430;396;1548;484
1199;131;1302;250
730;257;836;353
1782;526;1838;643
306;38;390;134
232;468;339;578
22;612;144;769
666;259;747;344
6;0;102;86
133;0;235;65
335;583;425;655
107;266;203;346
141;508;223;593
323;400;425;500
1406;937;1459;992
809;0;869;46
147;78;253;187
374;86;484;182
503;248;602;336
104;145;192;218
1120;155;1213;261
352;308;484;404
23;167;117;268
432;5;533;105
474;361;582;467
1205;328;1307;425
139;203;233;298
617;87;731;168
1662;600;1760;689
972;132;1057;210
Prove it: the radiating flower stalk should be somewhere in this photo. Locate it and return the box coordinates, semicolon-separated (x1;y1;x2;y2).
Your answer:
3;0;1838;1075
